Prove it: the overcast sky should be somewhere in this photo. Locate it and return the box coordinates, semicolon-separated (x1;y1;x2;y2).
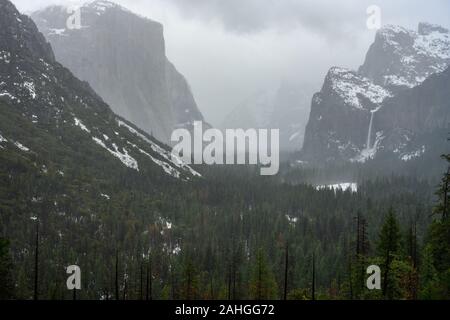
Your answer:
11;0;450;126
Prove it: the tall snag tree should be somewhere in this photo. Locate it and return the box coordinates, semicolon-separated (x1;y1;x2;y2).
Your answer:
146;256;152;300
405;221;419;299
353;212;370;298
33;219;39;301
283;242;289;300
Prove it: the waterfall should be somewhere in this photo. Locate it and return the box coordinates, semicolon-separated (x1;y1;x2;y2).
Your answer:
366;111;375;150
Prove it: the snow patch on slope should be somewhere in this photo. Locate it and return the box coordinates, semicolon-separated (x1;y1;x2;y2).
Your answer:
47;28;67;36
415;25;450;60
100;193;110;200
379;23;450;88
127;141;181;179
85;0;130;16
0;51;11;64
328;67;392;110
14;141;30;152
400;145;426;161
117;119;201;177
74;117;91;133
285;215;298;226
23;81;37;99
92;136;139;171
316;182;358;193
0;133;7;147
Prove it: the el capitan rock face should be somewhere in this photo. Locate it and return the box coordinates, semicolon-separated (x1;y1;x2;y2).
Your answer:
301;23;450;165
0;0;200;181
31;0;206;144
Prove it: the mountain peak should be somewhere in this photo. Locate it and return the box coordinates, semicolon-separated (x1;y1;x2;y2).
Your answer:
328;66;353;76
378;24;412;36
84;0;129;15
418;22;448;35
0;0;55;63
32;0;139;25
376;22;448;37
360;22;449;90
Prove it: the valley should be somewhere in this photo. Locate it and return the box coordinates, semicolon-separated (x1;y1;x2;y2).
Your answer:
0;0;449;302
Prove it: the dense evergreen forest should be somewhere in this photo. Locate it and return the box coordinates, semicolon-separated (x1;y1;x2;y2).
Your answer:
0;0;448;302
0;144;449;300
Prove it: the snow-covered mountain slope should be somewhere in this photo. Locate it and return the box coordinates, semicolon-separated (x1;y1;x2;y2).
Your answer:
0;0;200;180
301;67;389;163
325;67;392;110
359;23;450;91
301;23;450;165
30;0;207;145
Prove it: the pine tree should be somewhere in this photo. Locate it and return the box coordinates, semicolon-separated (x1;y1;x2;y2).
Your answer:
424;153;450;298
181;257;199;300
146;257;152;300
140;262;143;300
419;244;440;299
0;238;14;299
433;154;450;220
377;209;401;299
249;249;277;300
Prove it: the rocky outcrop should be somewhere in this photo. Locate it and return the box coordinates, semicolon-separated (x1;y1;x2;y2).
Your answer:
359;23;450;92
375;67;450;160
31;0;206;144
302;67;391;162
301;23;450;165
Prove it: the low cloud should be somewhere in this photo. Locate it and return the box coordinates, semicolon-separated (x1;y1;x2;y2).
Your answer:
10;0;450;126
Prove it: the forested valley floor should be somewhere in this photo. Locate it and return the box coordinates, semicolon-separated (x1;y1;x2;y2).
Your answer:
0;151;449;300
